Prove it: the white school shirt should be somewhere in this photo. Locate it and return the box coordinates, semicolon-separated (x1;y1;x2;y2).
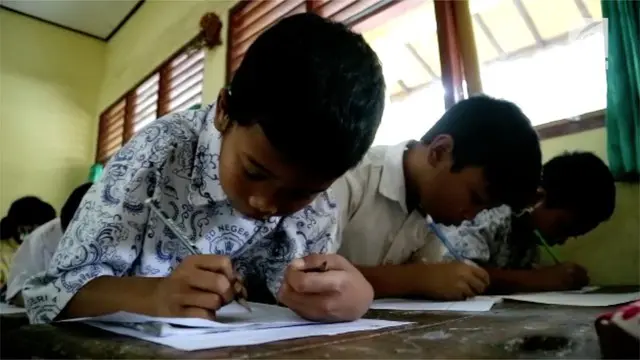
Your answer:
332;141;430;266
23;104;338;324
6;218;63;301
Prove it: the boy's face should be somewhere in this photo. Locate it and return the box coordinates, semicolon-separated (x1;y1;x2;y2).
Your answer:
531;203;577;246
214;95;336;220
408;136;493;226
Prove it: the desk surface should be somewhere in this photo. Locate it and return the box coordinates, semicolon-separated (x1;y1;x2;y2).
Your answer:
1;301;610;359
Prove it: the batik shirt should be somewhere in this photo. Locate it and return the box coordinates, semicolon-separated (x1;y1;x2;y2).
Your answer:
413;205;539;269
23;104;338;324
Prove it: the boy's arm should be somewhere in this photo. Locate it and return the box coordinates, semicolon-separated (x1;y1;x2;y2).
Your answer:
6;229;46;302
357;262;491;300
483;268;546;294
356;264;416;298
22;124;173;324
276;192;373;321
484;263;590;294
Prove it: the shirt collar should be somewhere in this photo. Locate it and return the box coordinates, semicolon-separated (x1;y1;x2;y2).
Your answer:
378;140;411;213
189;103;228;207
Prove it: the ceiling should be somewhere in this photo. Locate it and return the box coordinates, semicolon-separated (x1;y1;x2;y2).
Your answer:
0;0;143;40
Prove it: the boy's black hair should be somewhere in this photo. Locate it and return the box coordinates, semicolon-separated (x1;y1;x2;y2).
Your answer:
0;196;56;240
228;13;385;178
61;183;93;232
420;95;542;211
542;151;615;235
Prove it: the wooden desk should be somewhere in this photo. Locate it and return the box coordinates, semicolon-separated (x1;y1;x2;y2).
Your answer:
1;311;465;359
1;302;610;359
272;302;608;359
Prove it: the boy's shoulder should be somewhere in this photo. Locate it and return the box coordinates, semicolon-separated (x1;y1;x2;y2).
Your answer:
109;105;214;166
475;205;513;227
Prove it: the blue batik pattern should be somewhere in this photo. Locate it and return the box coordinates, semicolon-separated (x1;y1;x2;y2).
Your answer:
437;205;539;268
23;104;338;324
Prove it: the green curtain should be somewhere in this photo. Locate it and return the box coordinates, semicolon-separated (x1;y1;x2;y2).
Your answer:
602;0;640;180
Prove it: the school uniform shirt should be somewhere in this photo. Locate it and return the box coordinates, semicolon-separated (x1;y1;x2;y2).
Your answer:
413;205;539;269
332;141;429;266
6;218;63;301
23;104;338;324
0;238;20;286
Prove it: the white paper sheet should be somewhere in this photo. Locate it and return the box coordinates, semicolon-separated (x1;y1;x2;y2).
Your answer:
67;302;314;337
370;296;501;312
0;302;26;315
500;291;640;307
87;318;411;351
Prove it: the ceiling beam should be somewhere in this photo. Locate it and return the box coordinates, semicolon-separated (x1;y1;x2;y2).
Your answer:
472;13;506;58
573;0;593;20
512;0;545;47
397;80;411;94
405;43;440;79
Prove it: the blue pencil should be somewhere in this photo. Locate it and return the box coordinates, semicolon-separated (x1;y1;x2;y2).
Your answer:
427;218;464;262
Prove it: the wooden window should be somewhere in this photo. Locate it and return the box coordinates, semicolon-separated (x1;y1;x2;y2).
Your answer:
227;0;306;81
132;74;160;133
227;0;396;81
96;45;206;164
164;49;206;114
96;99;126;164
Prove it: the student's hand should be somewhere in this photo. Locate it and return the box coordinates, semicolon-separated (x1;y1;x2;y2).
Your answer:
410;262;491;300
278;254;373;322
535;262;589;290
151;254;238;319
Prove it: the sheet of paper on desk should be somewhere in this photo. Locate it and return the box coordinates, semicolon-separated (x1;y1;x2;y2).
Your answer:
68;302;314;337
0;302;26;314
87;318;411;351
500;291;640;307
370;297;501;312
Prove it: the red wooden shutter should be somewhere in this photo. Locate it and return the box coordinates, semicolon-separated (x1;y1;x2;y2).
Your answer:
164;49;206;114
227;0;306;80
132;74;160;133
96;99;126;164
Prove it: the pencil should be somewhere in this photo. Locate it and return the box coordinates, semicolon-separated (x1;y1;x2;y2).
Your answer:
145;198;252;312
534;230;561;265
303;261;328;273
427;221;465;262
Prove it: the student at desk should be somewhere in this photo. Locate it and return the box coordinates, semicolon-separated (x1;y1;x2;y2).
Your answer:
333;96;543;300
6;183;93;306
1;197;56;287
24;14;385;324
415;151;616;294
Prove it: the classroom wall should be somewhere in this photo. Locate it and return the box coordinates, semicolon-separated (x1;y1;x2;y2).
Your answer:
0;10;106;215
540;128;640;286
97;0;235;112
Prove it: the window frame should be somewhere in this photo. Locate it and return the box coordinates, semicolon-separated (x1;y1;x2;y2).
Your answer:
225;0;605;142
95;37;206;164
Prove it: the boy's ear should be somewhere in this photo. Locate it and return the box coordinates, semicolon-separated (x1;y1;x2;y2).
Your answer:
214;88;230;133
427;134;454;167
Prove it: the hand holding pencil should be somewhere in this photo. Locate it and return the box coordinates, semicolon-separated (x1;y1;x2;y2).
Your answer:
278;254;374;322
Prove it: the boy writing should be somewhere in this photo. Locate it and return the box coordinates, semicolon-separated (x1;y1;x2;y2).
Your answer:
24;14;385;324
6;183;93;306
333;95;542;300
416;151;616;293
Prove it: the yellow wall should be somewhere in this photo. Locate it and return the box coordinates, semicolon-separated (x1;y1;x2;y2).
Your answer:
97;0;235;112
540;128;640;285
0;10;106;214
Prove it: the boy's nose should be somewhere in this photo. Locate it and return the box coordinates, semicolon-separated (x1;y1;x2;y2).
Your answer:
248;196;277;216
